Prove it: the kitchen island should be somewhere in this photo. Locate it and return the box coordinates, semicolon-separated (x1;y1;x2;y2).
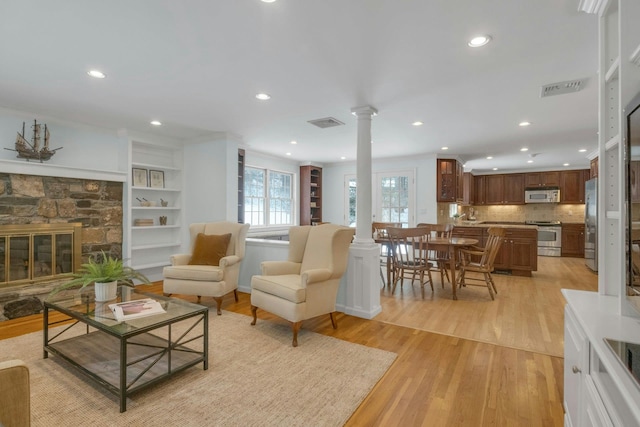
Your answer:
450;221;538;277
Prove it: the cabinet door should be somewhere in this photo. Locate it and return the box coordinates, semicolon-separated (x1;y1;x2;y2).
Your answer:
509;238;537;270
526;171;560;187
564;306;587;427
462;173;474;205
562;224;585;257
503;174;525;204
437;159;456;202
485;175;504;204
493;237;510;269
456;161;464;202
561;169;588;204
474;175;486;205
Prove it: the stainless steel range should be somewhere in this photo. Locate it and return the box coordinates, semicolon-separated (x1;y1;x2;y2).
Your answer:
525;220;562;257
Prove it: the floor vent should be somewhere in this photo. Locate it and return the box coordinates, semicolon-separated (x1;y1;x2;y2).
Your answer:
308;117;345;129
540;79;586;97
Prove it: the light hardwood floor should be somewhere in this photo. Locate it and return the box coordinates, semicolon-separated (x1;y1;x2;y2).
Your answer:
0;256;597;426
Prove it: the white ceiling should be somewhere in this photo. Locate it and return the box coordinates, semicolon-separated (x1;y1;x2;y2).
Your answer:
0;0;599;173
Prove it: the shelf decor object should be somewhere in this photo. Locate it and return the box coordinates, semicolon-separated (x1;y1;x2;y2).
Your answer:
6;120;63;162
149;170;165;188
132;168;148;187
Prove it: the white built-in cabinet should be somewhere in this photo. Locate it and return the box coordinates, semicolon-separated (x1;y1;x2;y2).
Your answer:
564;1;640;426
128;141;183;275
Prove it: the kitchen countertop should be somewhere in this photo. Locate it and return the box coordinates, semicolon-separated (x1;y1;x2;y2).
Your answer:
448;221;538;229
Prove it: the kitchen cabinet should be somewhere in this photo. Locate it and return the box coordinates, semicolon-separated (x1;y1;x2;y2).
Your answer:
484;174;525;205
436;159;460;202
562;223;585;257
525;171;560;188
456;161;464;203
300;165;322;225
560;169;590;204
492;228;537;276
474;175;486;205
461;172;474;205
484;175;504;205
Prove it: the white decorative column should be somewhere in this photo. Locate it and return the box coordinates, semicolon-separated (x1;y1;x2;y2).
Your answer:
342;105;381;319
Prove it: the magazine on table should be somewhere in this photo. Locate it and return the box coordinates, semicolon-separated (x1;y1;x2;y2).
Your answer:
109;298;166;321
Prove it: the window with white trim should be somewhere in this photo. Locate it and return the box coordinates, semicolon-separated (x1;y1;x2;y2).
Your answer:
244;167;294;226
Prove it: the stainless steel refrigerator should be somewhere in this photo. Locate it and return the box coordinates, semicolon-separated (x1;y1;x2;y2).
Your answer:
585;178;597;271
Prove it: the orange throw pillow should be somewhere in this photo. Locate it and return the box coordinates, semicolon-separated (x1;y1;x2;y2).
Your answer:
189;233;231;266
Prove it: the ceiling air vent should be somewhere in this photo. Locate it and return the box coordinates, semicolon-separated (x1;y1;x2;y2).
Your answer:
308;117;345;129
540;79;586;97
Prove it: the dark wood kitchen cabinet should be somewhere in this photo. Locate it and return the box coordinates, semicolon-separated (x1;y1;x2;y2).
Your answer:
461;172;474;205
560;169;590;204
562;223;585;257
484;174;525;205
493;228;537;276
437;159;463;202
525;171;560;188
474;175;486;205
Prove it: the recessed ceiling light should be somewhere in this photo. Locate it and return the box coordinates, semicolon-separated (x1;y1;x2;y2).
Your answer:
261;0;276;2
492;167;498;171
290;140;297;145
486;156;493;160
563;163;570;166
520;147;529;152
87;70;106;79
285;152;291;156
255;93;271;100
412;121;423;126
441;147;449;150
150;120;162;126
579;148;587;152
519;121;531;127
468;35;492;47
340;156;346;160
527;160;534;163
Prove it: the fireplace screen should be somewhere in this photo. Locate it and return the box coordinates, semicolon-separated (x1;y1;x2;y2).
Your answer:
0;223;82;286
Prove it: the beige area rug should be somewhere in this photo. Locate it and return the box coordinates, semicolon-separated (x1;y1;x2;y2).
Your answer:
0;311;396;427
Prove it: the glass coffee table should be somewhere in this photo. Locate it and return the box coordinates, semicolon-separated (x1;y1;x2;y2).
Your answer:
44;285;208;412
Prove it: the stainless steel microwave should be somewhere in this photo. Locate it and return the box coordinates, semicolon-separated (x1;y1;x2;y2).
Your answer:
524;187;560;203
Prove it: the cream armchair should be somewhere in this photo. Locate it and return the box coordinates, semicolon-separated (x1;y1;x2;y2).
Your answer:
163;221;250;315
0;359;30;427
250;224;355;346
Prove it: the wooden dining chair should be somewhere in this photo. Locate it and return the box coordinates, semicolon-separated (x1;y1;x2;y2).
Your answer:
386;226;433;294
456;227;506;300
372;221;403;286
417;223;454;287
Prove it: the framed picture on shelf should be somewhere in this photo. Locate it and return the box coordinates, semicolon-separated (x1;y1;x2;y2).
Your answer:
149;170;165;188
132;168;148;187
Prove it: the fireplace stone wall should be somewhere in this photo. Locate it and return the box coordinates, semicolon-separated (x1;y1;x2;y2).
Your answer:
0;173;124;321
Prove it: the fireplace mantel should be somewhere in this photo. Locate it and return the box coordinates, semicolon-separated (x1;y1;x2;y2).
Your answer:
0;159;127;182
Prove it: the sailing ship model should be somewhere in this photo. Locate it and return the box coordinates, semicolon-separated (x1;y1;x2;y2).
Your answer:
7;120;62;162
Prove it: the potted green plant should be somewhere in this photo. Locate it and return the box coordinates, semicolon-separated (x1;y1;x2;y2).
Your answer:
51;251;150;301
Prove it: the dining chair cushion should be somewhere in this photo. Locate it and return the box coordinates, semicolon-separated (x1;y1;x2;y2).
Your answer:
188;233;231;266
163;264;224;282
251;274;306;303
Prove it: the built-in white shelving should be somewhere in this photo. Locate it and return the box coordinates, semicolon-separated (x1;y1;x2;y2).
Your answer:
128;141;184;278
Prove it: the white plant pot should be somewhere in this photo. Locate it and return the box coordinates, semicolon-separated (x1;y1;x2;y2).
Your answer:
94;280;118;302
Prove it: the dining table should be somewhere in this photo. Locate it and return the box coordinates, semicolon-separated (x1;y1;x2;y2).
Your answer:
377;236;479;300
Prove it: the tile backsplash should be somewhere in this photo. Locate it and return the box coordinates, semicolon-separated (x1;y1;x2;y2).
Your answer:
437;203;585;224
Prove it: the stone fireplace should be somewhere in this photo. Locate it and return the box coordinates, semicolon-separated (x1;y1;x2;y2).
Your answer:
0;173;123;321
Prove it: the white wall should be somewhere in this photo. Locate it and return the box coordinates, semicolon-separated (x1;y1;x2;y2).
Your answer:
0;109;128;172
322;153;438;226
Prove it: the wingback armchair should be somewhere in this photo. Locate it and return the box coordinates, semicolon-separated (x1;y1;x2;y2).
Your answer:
0;359;30;427
163;221;250;314
250;224;355;346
